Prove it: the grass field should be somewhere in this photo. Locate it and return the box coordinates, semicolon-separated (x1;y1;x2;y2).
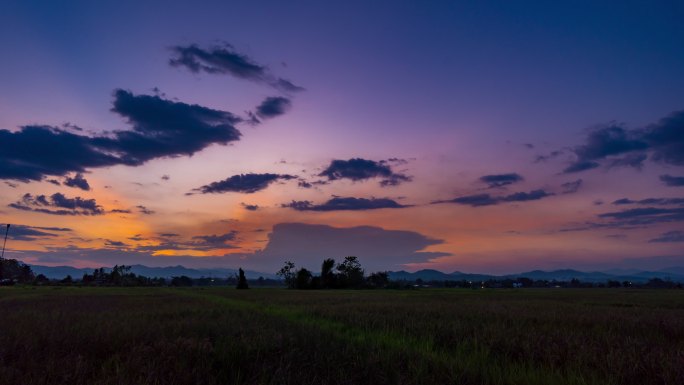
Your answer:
1;287;682;385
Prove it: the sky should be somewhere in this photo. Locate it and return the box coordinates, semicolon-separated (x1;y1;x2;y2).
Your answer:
1;0;683;274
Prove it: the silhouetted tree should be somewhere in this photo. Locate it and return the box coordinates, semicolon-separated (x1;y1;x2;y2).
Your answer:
321;258;336;288
295;268;313;289
34;274;50;285
0;258;34;283
277;261;297;288
236;268;249;289
366;271;389;288
171;275;193;286
337;256;364;288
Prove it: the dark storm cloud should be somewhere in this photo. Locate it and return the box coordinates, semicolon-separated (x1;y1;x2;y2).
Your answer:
479;173;523;188
612;197;684;206
254;223;450;271
169;44;304;93
561;179;583;194
282;197;408;211
4;224;71;241
435;190;554;207
194;173;296;194
649;231;684;243
9;193;104;216
0;91;243;181
255;96;291;119
564;109;684;173
63;173;91;191
660;174;684;187
318;158;412;187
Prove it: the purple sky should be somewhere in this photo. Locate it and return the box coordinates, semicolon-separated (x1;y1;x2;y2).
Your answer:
1;1;683;274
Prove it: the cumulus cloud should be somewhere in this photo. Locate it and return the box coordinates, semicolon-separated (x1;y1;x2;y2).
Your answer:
479;173;523;188
255;96;291;119
282;197;408;211
0;125;121;181
563;109;684;173
0;91;243;181
169;43;304;92
318;158;411;187
8;193;104;215
99;89;243;165
194;173;296;194
63;173;91;191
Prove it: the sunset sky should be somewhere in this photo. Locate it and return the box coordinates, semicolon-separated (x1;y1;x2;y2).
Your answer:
1;1;683;274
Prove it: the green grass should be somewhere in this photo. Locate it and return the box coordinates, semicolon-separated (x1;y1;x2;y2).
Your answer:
1;287;682;384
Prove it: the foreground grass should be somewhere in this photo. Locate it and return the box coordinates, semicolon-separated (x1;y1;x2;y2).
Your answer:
0;287;682;384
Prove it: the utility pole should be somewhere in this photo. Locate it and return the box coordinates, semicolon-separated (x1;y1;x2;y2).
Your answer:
1;224;9;259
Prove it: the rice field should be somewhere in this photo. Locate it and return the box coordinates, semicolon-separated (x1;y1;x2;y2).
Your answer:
1;287;682;385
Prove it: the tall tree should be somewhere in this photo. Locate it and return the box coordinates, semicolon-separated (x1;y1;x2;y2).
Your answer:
337;256;364;288
321;258;336;288
236;268;249;289
276;261;297;288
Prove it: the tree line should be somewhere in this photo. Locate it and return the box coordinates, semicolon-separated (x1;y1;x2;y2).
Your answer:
276;256;390;289
0;257;35;284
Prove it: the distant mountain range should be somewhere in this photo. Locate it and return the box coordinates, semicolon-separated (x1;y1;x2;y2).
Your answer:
29;264;684;283
29;264;278;280
388;268;684;283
